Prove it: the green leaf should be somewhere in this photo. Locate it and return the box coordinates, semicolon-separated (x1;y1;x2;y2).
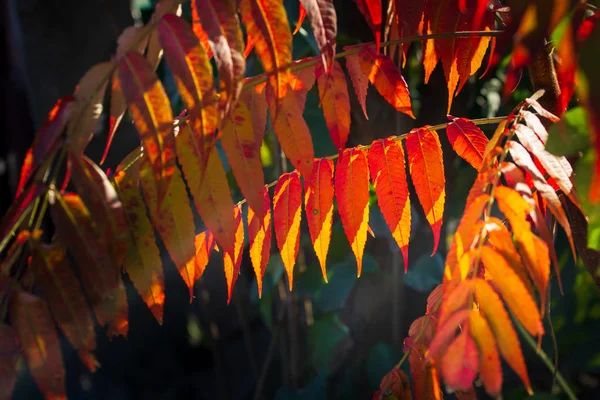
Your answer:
546;107;591;157
308;314;352;376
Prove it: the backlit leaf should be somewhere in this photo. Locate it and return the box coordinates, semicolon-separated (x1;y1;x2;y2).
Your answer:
300;0;337;69
474;279;532;394
358;46;415;118
305;158;335;281
368;138;411;270
194;230;216;287
10;291;66;399
335;148;370;276
441;327;478;392
248;187;272;297
240;80;268;145
239;0;292;100
221;97;265;217
177;121;237;253
480;246;544;337
353;0;382;52
294;2;307;35
193;0;245;114
114;162;165;323
267;85;315;180
50;192;128;336
344;51;369;119
190;2;215;58
223;205;244;303
445;116;489;170
428;309;471;361
468;310;502;397
118;51;175;205
273;172;303;289
406;128;445;254
31;240;99;371
316;60;351;150
102;72;126;164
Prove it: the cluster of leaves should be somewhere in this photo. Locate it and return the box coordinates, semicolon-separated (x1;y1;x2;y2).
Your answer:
0;0;599;399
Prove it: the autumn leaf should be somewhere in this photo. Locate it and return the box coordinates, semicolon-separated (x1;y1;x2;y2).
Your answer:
300;0;337;69
408;343;440;400
445;116;489;170
239;0;292;101
406;127;445;255
0;324;20;399
192;0;245;115
290;62;317;106
113;162;166;323
101;72;126;164
336;148;370;276
438;279;474;327
273;172;303;289
305;158;335;281
50;192;128;336
353;0;382;52
190;2;215;59
177;121;237;254
294;2;307;35
267;85;315;180
428;309;471;361
194;230;216;288
441;327;479;392
10;291;66;399
474;279;532;394
480;245;544;338
248;187;272;297
221;97;265;217
30;240;99;371
316;60;351;150
393;0;425;60
358;46;415;118
223;205;245;303
376;367;412;400
16;97;74;197
468;310;502;397
368;138;411;270
240;80;268;147
117;51;175;206
157;13;218;164
344;50;369;119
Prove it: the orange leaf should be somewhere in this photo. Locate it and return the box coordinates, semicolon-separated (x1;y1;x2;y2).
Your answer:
335;148;370;276
294;2;307;35
194;230;216;287
300;0;337;69
248;187;273;297
117;51;175;206
358;46;415;118
0;324;20;398
10;291;66;399
50;192;128;336
190;2;215;59
406;128;445;254
368;138;411;270
438;280;474;327
480;246;544;337
192;1;245;114
273;172;303;289
353;0;382;52
223;205;244;303
468;310;502;397
441;327;479;392
239;0;292;100
267;85;315;180
377;367;412;400
344;50;369;119
408;343;441;400
157;13;218;158
240;80;268;149
316;60;351;150
113;162;166;324
428;309;471;361
177;122;237;254
493;186;532;235
31;240;99;372
305;158;335;281
101;72;126;165
445;116;489;170
474;279;532;394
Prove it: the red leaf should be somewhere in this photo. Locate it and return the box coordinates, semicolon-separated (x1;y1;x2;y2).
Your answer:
190;2;215;59
358;46;415;118
353;0;382;52
469;310;502;397
316;60;351;150
273;172;303;289
335;148;370;276
294;2;307;35
344;50;369;119
305;158;335;281
240;80;268;147
300;0;337;69
248;187;273;297
393;0;425;59
441;327;479;392
446;116;489;170
239;0;292;101
223;205;244;303
117;51;175;206
368;138;411;271
406;127;445;254
10;291;66;399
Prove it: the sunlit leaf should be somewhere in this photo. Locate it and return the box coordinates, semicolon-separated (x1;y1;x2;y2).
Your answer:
441;327;479;392
223;205;244;303
353;0;382;52
316;60;351;150
469;310;502;397
300;0;337;69
248;187;272;297
445;116;489;170
344;51;369;119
